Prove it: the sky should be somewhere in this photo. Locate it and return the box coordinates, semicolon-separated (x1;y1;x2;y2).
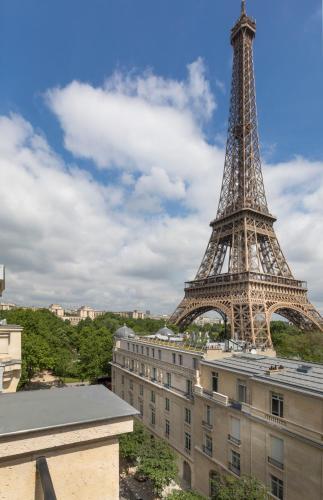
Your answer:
0;0;322;315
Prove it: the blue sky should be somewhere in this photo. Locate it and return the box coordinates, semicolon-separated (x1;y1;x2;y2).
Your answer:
1;0;322;164
0;0;322;313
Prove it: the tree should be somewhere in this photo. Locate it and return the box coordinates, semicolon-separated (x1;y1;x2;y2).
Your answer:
120;421;177;497
167;491;207;500
211;475;267;500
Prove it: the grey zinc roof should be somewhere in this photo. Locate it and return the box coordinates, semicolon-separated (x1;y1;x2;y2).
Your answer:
0;385;138;438
203;353;323;398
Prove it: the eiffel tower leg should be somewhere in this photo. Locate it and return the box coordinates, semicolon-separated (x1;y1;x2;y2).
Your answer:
232;300;272;347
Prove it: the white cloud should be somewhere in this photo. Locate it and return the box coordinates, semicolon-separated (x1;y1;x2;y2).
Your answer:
0;62;322;318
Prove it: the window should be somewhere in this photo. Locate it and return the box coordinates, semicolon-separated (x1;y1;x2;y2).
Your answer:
179;354;183;366
127;342;130;351
205;405;212;425
121;390;124;399
151;390;155;403
129;392;133;406
271;393;284;418
151;408;156;425
269;436;284;469
209;471;219;498
229;417;241;445
121;375;124;385
152;348;155;358
146;347;149;356
139;401;144;417
131;359;134;371
230;450;240;476
166;372;172;387
172;353;176;364
140;363;145;376
129;380;133;390
186;379;193;397
139;384;144;396
271;475;283;500
165;419;170;438
185;432;191;453
152;367;157;381
203;434;213;456
141;346;144;355
136;345;139;353
165;397;170;411
193;358;198;370
158;349;162;360
212;372;218;392
185;408;191;425
132;344;135;352
237;380;247;403
122;356;125;367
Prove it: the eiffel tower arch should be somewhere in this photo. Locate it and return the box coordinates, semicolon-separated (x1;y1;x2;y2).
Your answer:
170;1;323;347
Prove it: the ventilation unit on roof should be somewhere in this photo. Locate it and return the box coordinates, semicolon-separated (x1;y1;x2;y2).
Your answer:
297;365;312;373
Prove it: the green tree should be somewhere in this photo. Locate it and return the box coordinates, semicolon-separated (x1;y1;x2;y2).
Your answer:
120;421;177;496
211;475;267;500
167;491;206;499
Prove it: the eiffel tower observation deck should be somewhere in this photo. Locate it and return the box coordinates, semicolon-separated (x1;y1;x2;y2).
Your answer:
170;1;323;347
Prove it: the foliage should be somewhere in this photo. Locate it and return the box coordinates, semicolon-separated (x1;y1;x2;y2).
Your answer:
271;321;323;363
0;309;172;388
167;491;206;499
211;475;267;500
120;421;177;496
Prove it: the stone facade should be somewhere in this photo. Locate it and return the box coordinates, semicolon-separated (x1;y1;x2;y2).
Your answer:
112;337;323;500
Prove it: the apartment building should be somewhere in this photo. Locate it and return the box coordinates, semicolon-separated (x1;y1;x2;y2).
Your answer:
112;327;323;500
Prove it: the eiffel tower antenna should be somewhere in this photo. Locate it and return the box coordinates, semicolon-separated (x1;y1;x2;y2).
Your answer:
170;2;323;347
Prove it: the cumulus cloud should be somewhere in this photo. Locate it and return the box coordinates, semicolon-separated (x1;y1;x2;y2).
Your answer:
0;62;322;316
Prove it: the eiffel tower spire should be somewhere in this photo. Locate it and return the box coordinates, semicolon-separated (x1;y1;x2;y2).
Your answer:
217;1;268;219
170;3;323;347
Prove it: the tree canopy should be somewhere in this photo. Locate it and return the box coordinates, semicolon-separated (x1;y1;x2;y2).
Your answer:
120;421;177;496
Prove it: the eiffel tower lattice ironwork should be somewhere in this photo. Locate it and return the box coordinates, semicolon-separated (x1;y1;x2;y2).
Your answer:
170;1;323;347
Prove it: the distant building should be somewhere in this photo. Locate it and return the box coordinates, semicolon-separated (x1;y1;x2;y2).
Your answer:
49;304;65;317
193;316;224;327
0;266;22;393
49;304;104;325
0;303;16;311
115;309;146;320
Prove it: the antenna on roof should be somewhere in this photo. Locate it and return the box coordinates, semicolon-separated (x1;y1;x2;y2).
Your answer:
241;0;246;15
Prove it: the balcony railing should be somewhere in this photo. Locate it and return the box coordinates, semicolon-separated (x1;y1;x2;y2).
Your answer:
268;456;284;470
185;272;306;291
202;420;213;430
228;434;241;446
228;462;240;476
241;404;322;444
202;445;213;457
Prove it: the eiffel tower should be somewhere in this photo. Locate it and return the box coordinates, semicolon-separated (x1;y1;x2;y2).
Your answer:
170;0;323;347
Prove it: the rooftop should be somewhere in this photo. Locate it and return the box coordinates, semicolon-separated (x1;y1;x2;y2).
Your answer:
203;353;323;398
0;385;138;437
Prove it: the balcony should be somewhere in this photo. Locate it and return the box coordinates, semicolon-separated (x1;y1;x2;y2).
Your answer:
228;462;240;476
228;434;241;446
202;445;213;457
202;420;213;431
194;386;229;406
268;456;284;470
